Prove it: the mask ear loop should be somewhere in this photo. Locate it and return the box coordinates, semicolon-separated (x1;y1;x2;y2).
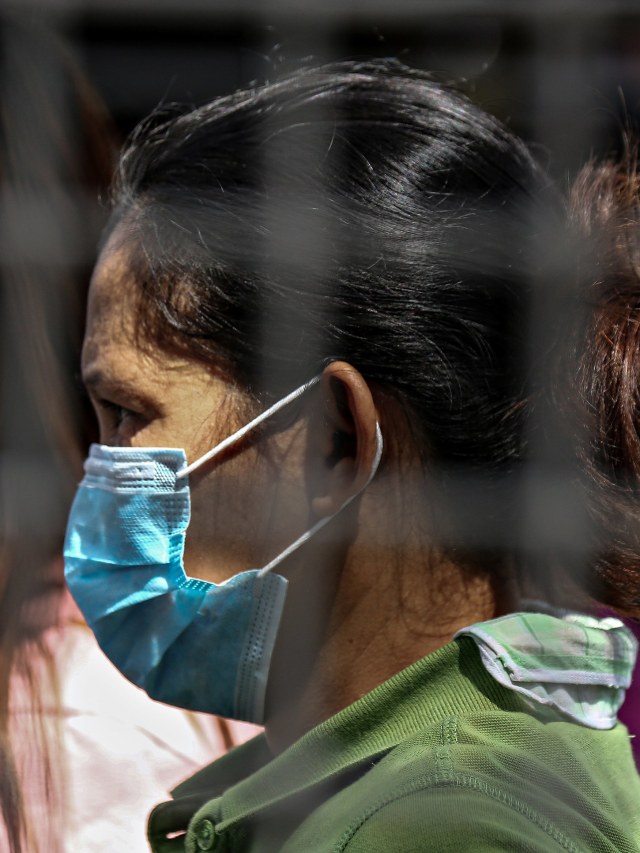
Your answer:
175;373;384;576
176;376;322;481
257;422;383;576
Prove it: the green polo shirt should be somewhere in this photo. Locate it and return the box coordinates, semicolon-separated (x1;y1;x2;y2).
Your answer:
148;635;640;852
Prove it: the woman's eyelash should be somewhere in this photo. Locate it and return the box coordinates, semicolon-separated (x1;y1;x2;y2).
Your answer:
98;399;136;423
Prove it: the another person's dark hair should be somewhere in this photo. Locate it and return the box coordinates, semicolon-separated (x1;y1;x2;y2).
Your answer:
566;149;640;616
107;60;639;618
0;17;116;853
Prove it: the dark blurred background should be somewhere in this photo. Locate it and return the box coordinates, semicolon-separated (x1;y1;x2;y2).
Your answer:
82;4;640;180
10;1;640;173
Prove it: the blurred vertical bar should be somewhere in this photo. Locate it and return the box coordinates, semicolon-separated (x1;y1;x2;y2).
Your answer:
522;6;604;597
257;16;337;396
0;11;80;548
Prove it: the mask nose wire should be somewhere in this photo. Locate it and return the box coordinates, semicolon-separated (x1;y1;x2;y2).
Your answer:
176;376;322;481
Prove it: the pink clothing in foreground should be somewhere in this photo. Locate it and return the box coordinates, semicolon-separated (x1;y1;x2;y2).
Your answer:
9;605;260;852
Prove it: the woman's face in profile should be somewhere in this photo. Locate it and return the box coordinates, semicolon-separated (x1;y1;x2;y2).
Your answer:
82;229;312;584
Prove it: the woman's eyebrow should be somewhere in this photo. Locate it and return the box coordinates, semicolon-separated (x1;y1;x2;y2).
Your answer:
82;368;159;411
82;367;123;396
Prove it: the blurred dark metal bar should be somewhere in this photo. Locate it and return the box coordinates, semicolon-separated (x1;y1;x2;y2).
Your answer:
7;0;640;22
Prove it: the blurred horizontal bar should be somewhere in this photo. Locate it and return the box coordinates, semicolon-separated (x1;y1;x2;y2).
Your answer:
7;0;640;22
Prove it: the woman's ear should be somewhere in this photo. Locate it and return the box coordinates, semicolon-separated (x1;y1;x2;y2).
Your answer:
310;361;381;518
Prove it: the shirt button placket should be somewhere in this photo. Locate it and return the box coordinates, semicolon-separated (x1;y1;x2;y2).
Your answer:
194;817;216;850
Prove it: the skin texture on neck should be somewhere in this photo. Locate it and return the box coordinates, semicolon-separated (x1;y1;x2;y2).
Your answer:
265;553;502;754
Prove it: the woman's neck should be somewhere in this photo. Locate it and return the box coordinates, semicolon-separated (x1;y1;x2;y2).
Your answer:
263;533;505;755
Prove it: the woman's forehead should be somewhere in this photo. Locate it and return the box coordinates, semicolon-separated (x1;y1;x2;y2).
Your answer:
85;242;139;345
83;238;223;403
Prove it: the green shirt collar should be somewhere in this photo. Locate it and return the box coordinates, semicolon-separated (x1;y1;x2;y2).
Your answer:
163;636;518;835
456;608;638;729
149;611;637;849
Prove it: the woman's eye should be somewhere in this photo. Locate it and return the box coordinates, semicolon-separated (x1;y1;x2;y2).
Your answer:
100;400;133;423
96;399;146;439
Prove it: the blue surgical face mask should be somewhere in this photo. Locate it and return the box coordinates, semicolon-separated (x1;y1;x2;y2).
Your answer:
64;377;383;724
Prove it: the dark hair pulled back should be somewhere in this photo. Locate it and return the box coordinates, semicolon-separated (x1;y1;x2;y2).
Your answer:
107;60;639;616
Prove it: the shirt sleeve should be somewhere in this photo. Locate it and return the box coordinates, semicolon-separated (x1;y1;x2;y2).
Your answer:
341;783;580;852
